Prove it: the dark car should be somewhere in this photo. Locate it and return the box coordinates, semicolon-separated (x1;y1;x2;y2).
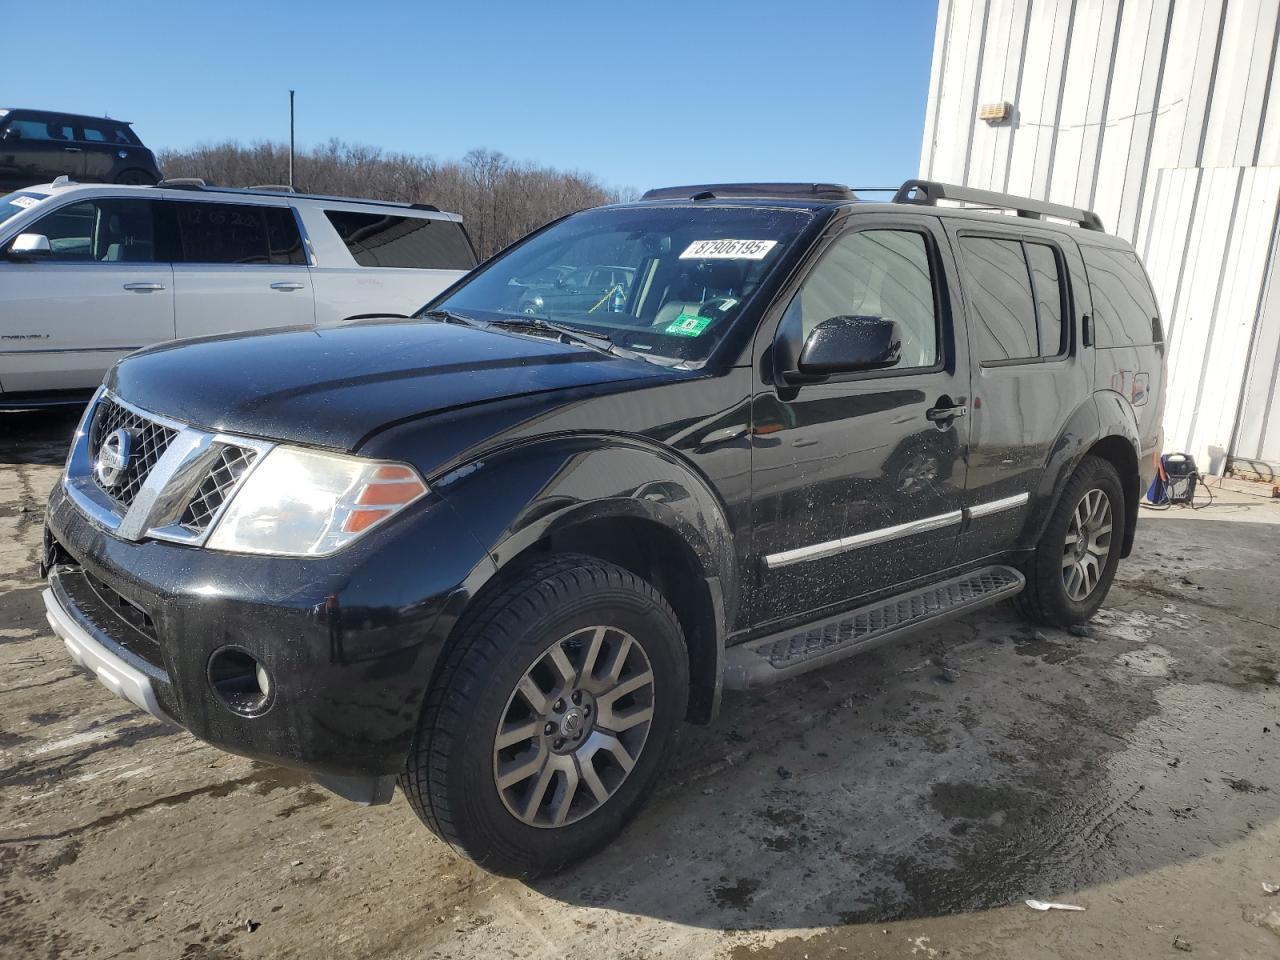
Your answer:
0;108;161;190
41;179;1165;877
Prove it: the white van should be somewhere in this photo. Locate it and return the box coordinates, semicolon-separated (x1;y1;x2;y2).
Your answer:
0;179;476;407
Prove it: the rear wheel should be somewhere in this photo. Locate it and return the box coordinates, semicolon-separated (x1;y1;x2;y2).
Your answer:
400;555;688;877
114;169;156;185
1016;455;1126;626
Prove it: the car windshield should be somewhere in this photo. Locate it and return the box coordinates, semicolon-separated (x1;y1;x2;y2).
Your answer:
0;191;47;227
421;204;814;362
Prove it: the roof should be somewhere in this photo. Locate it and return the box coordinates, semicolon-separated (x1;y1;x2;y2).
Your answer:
3;107;132;124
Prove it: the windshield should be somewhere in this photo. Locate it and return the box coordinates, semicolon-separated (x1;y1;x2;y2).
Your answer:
0;191;47;228
423;205;814;361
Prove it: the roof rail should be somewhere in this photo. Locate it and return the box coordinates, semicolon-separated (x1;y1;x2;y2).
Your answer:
158;177;208;190
148;179;451;215
894;179;1105;231
641;182;856;202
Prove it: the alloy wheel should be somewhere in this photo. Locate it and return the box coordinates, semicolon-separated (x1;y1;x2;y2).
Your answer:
1062;487;1113;601
493;625;655;828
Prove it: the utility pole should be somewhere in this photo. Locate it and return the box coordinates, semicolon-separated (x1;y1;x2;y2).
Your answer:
288;89;295;189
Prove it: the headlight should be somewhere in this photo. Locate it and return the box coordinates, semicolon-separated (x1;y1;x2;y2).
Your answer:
206;446;427;557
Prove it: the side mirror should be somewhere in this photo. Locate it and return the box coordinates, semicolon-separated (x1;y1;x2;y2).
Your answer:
7;233;52;260
796;315;902;376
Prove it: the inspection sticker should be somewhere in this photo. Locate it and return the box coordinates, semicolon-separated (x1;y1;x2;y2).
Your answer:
10;196;39;209
664;311;712;337
679;238;778;260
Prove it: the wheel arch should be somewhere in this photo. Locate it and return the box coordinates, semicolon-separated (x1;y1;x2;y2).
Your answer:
1026;391;1142;557
426;437;735;724
1083;434;1140;557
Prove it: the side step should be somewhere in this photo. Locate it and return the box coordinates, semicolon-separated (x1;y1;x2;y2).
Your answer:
723;565;1024;690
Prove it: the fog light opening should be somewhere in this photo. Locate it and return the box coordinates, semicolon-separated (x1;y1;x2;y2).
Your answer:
208;647;274;716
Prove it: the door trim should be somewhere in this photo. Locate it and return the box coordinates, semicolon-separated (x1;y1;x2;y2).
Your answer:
764;509;964;569
966;491;1030;518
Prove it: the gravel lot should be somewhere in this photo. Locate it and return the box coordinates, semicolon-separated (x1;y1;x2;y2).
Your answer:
3;408;1279;960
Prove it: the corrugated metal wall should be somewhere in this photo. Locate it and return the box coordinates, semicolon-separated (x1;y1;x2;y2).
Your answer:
920;0;1280;477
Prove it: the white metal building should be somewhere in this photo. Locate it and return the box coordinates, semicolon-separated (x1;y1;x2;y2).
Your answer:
920;0;1280;479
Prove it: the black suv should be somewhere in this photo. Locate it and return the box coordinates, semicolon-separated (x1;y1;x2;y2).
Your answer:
41;180;1165;876
0;108;161;190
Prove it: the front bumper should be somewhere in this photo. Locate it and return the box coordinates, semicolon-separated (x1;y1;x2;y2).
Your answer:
44;578;175;726
44;478;493;789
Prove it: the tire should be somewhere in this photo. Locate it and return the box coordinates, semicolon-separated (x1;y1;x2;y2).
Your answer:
114;169;157;185
1015;454;1126;626
400;554;688;877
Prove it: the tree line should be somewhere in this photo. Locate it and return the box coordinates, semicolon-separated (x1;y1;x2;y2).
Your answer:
157;140;629;259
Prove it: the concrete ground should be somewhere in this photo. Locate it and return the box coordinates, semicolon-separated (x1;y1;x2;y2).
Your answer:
2;408;1279;960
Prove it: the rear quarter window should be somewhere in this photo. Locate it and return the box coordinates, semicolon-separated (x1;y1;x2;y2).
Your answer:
324;210;475;270
1081;245;1161;346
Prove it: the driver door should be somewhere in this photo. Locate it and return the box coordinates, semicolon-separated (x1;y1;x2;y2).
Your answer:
748;216;971;630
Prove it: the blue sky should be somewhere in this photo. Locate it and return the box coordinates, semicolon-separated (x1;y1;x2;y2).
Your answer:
4;0;937;193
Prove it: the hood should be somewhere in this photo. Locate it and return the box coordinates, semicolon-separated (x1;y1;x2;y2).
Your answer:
109;319;670;451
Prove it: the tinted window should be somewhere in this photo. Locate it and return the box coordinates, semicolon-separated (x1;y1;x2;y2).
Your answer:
324;211;475;269
786;229;940;369
175;201;273;264
960;237;1038;361
1026;242;1066;356
27;198;157;262
266;208;307;265
6;117;75;141
1082;245;1160;346
79;121;139;145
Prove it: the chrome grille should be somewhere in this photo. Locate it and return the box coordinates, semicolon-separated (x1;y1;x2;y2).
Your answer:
178;445;258;533
89;397;179;509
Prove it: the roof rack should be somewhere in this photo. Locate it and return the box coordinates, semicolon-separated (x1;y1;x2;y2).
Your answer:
151;179;447;213
641;182;856;202
894;178;1105;231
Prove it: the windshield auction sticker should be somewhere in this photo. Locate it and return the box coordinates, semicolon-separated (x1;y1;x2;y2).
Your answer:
665;311;712;337
679;239;778;260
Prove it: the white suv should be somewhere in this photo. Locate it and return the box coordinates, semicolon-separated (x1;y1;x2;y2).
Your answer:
0;179;476;407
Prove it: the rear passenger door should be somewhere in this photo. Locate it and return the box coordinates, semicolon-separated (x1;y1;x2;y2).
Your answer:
946;224;1091;562
299;206;476;324
169;199;314;340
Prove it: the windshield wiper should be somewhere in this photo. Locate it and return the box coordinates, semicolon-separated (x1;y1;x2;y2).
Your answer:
418;308;482;327
488;315;614;347
421;309;676;367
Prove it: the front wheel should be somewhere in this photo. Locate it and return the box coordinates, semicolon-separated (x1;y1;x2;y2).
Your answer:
1016;455;1126;626
400;555;688;877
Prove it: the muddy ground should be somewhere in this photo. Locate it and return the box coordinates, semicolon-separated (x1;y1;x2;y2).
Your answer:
2;408;1279;960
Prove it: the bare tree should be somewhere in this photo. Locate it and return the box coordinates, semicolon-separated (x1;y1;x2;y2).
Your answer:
158;140;625;259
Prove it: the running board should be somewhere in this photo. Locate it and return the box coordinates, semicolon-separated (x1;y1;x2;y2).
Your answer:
723;565;1024;690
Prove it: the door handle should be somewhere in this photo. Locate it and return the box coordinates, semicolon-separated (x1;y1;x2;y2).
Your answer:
926;402;968;422
63;146;83;153
270;281;305;291
122;282;165;292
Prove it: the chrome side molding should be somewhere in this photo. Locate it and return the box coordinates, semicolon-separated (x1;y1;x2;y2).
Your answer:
765;510;964;569
764;492;1032;569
